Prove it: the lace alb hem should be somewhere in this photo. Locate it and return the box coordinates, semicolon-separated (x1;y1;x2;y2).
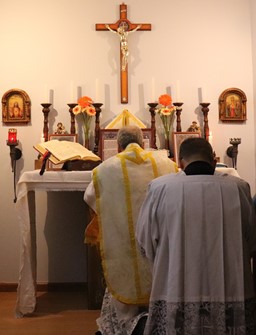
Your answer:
144;299;256;335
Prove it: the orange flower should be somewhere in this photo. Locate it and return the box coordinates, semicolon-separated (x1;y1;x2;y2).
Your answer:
78;96;93;108
72;96;96;146
73;105;82;115
161;108;172;116
156;94;176;141
86;106;96;116
159;94;172;107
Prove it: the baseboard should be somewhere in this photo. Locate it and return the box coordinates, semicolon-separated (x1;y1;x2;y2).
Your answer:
38;282;87;292
0;283;18;292
0;282;87;292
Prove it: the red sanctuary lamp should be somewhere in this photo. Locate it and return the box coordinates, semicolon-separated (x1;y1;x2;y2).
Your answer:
7;128;18;144
6;128;22;202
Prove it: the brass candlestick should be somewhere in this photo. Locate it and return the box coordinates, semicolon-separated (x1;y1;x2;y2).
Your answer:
67;103;77;135
41;103;52;141
173;102;183;132
148;102;158;149
226;138;241;170
200;103;210;141
92;103;103;155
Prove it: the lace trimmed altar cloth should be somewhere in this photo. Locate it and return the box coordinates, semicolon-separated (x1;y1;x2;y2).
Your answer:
15;170;92;318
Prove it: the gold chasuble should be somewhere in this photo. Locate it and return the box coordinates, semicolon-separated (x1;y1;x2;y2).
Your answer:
92;144;177;304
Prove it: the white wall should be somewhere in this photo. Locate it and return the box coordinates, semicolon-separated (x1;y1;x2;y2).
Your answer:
0;0;255;283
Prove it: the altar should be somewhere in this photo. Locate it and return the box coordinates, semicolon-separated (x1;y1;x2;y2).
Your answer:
14;170;104;318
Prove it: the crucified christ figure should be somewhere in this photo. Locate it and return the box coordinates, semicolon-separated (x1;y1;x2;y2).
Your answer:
105;24;141;71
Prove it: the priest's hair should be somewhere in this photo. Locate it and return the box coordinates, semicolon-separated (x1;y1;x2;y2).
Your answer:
117;125;143;150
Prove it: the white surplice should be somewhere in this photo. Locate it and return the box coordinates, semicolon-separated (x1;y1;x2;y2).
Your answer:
136;173;256;334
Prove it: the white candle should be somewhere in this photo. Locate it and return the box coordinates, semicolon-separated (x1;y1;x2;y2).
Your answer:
203;87;207;103
200;86;209;103
77;86;82;99
151;77;155;102
176;80;181;102
40;133;45;143
95;79;99;102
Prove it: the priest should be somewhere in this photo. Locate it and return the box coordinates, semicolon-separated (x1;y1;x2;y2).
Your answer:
84;125;178;335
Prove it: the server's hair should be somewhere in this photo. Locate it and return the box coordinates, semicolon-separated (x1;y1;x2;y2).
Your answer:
179;137;214;163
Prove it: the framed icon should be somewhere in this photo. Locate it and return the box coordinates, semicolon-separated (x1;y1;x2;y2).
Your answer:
219;88;247;122
48;133;77;142
2;89;31;124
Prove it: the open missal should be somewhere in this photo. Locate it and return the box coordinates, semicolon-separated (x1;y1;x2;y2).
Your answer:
34;140;101;165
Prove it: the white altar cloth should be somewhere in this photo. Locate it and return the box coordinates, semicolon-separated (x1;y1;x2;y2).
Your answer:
15;170;92;318
215;167;240;177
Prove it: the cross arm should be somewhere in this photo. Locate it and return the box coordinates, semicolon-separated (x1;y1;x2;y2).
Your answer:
95;23;118;31
96;21;151;31
129;23;151;31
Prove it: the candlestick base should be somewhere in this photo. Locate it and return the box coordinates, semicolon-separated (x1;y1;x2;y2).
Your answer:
200;103;210;141
147;103;158;150
173;102;184;132
67;103;77;135
92;103;103;155
41;103;52;142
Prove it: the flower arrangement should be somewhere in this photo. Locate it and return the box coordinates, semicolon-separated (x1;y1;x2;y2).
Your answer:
156;94;176;143
73;96;96;147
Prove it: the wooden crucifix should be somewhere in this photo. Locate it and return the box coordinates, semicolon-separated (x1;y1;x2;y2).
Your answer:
96;3;151;104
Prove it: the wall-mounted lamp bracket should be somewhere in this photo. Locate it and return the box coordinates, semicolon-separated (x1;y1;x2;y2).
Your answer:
7;141;22;171
226;138;241;170
7;140;22;202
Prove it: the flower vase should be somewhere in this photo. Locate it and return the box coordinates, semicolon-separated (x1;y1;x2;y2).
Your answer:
164;133;171;158
84;138;89;149
83;128;90;149
164;129;173;158
164;136;170;151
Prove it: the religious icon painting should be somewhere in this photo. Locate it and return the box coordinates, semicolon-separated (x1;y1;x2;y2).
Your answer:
219;88;247;122
2;88;31;124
